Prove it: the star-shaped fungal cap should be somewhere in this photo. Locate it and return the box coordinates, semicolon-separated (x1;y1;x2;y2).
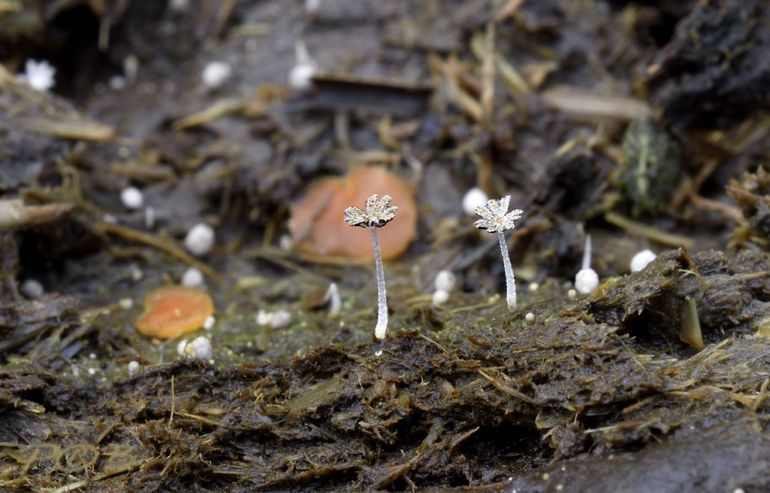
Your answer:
473;195;523;233
344;194;398;228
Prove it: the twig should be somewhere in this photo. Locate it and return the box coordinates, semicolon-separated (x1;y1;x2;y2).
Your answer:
604;211;695;249
101;222;221;282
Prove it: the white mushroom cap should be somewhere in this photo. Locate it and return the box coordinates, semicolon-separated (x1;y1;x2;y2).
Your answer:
184;223;215;256
202;61;232;89
181;267;204;287
432;289;450;306
121;187;144;209
20;279;44;299
630;249;657;272
185;336;213;360
434;270;456;292
575;268;599;294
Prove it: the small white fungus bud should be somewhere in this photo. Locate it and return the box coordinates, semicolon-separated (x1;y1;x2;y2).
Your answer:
462;187;489;215
567;289;577;299
432;289;450;306
202;61;232;89
20;279;44;299
120;186;144;209
118;298;134;310
324;283;341;316
203;315;216;330
630;249;656;272
184;223;215;256
20;59;55;92
434;270;456;292
528;282;539;292
525;312;535;321
181;267;204;287
270;310;292;328
184;336;213;360
289;41;316;91
256;310;272;326
575;268;599;294
176;339;188;356
127;360;140;376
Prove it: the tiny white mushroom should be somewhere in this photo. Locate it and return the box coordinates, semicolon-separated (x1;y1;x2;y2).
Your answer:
567;288;577;299
120;186;144;209
270;310;292;328
20;279;44;299
525;312;535;321
575;269;599;294
630;249;657;272
256;310;272;326
288;41;316;91
324;282;341;316
574;235;599;294
434;270;456;292
202;61;232;89
462;187;489;215
344;194;398;340
203;315;216;330
181;267;204;287
118;298;134;310
473;196;524;311
176;339;188;356
184;336;213;360
432;289;450;306
184;223;215;256
19;59;55;92
127;360;140;376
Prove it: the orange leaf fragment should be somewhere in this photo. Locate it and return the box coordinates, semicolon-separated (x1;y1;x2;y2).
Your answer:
136;286;214;339
290;167;417;260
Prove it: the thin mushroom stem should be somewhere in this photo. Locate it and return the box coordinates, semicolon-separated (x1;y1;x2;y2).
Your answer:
371;227;388;339
497;230;516;311
582;234;592;270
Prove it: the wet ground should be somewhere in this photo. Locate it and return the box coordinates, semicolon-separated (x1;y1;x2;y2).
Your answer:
1;0;770;491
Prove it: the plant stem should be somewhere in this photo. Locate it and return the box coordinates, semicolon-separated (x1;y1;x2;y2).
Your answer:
371;228;388;339
497;230;516;311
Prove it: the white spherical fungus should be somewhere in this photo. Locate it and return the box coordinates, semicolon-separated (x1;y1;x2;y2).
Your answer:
127;360;140;376
575;268;599;294
20;279;44;299
434;270;456;292
184;223;215;256
203;315;216;331
432;289;450;306
120;186;144;209
462;187;489;215
630;249;656;273
181;267;204;287
184;336;213;360
202;61;232;89
270;310;292;328
20;59;55;92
